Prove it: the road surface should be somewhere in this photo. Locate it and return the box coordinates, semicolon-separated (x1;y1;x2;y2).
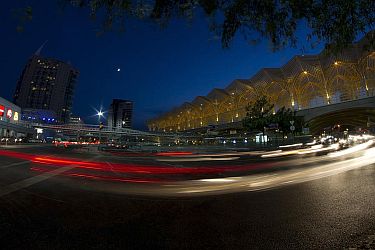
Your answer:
0;144;374;249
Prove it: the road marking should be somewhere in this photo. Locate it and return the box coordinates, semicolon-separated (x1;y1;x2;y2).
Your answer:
0;161;29;169
0;166;74;197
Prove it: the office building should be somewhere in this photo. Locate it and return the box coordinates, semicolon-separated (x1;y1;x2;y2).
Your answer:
107;99;133;129
14;48;79;124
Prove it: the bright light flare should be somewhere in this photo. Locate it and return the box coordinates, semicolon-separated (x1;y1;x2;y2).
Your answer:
279;143;303;148
305;140;317;146
328;140;374;158
297;144;335;155
261;150;299;158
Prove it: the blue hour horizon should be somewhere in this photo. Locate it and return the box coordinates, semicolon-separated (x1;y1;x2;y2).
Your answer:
1;1;323;130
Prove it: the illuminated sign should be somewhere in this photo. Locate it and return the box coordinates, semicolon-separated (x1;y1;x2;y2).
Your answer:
14;111;19;121
6;109;12;119
0;105;4;117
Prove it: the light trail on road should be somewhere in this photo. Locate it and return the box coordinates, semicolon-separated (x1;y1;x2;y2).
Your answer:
0;149;275;176
0;139;374;197
98;145;375;197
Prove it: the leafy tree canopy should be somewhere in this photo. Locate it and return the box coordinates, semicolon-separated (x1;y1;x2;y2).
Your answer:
12;1;375;53
243;98;305;135
243;95;274;134
61;0;375;53
274;107;303;134
274;107;294;132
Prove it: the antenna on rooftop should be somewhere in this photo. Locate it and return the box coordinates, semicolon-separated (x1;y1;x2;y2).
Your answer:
34;40;48;56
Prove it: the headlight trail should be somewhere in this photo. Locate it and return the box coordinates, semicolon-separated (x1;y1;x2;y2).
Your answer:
139;146;375;197
68;141;375;197
1;139;374;197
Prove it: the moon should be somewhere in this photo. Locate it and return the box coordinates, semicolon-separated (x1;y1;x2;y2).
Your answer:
117;68;121;72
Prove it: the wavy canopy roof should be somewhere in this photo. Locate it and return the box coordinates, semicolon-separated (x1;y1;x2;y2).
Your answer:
148;32;375;130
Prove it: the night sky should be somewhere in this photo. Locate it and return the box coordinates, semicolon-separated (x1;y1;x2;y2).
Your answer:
1;1;323;130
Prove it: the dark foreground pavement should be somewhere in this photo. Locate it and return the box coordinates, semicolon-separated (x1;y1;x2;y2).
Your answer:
0;146;374;249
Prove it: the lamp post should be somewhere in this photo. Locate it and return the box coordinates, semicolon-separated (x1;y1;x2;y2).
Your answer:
97;110;103;145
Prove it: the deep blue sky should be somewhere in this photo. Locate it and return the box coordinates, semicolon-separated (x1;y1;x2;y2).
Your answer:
1;1;323;129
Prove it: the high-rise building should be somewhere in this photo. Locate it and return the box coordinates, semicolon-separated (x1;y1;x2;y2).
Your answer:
107;99;133;129
14;48;79;124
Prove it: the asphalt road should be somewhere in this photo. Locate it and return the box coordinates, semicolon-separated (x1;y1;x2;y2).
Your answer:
0;145;374;249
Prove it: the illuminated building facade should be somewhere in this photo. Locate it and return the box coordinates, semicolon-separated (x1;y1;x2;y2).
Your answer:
148;33;375;132
0;97;21;125
14;52;79;124
21;109;58;124
0;97;32;138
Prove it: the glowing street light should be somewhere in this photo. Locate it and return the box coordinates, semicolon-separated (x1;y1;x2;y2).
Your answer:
95;109;104;145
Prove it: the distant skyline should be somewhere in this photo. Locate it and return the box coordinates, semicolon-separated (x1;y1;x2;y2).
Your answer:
1;1;325;129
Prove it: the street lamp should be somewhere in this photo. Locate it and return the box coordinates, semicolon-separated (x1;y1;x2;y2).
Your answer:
96;110;104;145
97;110;103;119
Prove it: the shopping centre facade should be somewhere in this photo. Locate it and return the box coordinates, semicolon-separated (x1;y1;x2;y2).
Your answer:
0;97;34;138
148;33;375;132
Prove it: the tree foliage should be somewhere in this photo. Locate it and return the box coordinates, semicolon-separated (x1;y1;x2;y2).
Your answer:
273;107;304;135
243;98;305;136
13;6;33;32
243;95;274;134
10;1;375;52
273;107;294;134
59;0;375;53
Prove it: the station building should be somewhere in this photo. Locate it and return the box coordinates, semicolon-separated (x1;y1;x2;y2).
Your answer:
148;32;375;132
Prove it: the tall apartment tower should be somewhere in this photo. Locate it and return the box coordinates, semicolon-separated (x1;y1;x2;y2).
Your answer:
107;99;133;129
14;48;79;123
